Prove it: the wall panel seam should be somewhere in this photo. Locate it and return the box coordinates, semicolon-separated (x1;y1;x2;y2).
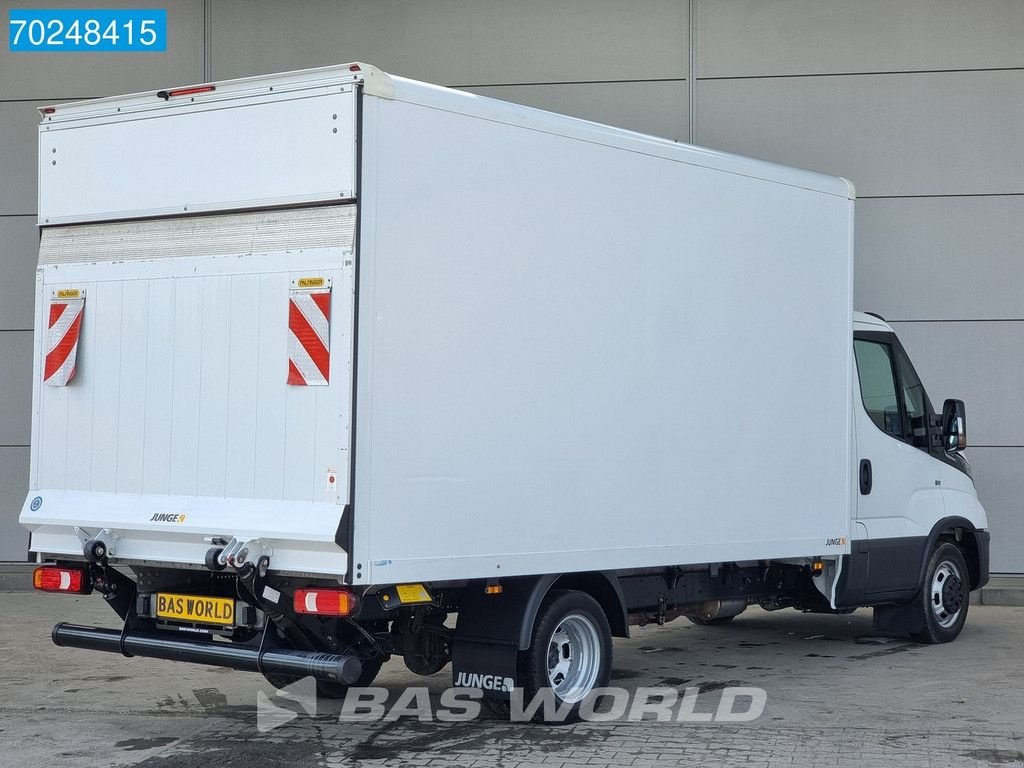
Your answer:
889;319;1024;324
0;98;98;103
203;0;213;82
451;78;686;88
862;193;1024;200
687;0;696;143
698;66;1024;81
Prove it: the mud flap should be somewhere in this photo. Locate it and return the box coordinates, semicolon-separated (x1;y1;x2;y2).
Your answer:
451;639;517;700
872;599;925;638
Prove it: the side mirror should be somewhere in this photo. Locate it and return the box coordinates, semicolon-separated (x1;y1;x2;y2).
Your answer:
942;398;967;452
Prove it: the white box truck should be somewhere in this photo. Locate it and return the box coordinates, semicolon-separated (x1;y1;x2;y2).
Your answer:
21;63;990;718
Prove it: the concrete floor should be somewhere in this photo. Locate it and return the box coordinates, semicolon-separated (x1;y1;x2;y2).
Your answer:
0;592;1021;767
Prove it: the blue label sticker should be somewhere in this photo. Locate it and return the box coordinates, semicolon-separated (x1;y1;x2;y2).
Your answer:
9;9;167;52
30;496;43;511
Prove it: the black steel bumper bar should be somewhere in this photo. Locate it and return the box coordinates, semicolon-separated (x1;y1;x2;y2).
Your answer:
52;622;362;684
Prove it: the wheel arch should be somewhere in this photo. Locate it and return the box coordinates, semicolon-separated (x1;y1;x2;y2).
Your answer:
550;572;629;642
453;571;628;651
921;516;986;590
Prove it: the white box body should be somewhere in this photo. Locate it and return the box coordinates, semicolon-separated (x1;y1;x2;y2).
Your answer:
22;65;855;583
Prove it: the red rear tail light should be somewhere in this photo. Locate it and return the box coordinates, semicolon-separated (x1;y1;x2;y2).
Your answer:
293;588;357;616
33;566;88;594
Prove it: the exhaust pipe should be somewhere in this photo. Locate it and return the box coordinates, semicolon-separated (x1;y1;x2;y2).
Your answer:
52;623;362;685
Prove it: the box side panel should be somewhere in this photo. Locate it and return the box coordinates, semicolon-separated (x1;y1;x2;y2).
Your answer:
38;87;357;224
355;95;854;585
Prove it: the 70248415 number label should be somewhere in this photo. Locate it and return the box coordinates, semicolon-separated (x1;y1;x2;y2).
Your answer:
8;9;167;52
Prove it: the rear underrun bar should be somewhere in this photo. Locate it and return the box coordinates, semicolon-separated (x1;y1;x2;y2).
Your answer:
51;622;362;684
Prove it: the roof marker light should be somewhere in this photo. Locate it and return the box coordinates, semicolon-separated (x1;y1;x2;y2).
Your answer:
42;107;56;114
349;64;361;72
157;84;216;101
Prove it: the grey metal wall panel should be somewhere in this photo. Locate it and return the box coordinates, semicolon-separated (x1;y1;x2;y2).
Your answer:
856;196;1024;322
696;71;1024;197
463;81;688;142
0;102;43;215
0;447;30;561
696;0;1024;78
968;448;1024;574
0;217;37;330
0;0;205;100
0;332;33;446
209;0;688;85
890;321;1024;448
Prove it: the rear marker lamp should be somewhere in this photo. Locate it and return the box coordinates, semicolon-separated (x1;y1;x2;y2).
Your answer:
33;566;88;594
157;84;216;101
293;588;357;617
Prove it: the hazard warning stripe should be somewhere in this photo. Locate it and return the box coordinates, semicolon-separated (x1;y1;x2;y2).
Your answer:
287;290;331;386
44;299;84;386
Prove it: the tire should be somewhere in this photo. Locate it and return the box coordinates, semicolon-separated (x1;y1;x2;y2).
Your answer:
687;615;736;626
263;655;385;699
498;589;613;724
910;541;970;644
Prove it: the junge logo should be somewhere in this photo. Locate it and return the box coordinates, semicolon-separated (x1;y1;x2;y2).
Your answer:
453;671;515;692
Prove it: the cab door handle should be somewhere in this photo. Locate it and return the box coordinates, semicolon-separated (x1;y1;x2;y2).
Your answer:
859;459;872;495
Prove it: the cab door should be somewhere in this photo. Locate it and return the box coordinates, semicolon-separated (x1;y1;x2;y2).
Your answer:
851;331;944;598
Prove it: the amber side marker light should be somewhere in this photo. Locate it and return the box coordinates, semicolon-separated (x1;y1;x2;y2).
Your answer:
33;566;89;594
293;588;357;617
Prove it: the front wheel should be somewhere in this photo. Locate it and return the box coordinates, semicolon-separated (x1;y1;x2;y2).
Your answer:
910;542;970;644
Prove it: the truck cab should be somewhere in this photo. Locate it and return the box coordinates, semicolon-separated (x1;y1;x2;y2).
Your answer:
842;311;989;637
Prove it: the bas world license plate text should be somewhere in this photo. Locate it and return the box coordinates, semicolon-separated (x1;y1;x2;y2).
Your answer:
156;593;235;625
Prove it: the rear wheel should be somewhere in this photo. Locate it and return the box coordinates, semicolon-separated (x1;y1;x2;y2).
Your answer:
910;542;970;644
516;590;613;723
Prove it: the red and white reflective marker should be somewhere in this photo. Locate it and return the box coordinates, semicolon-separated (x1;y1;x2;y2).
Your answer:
44;290;85;386
287;278;331;386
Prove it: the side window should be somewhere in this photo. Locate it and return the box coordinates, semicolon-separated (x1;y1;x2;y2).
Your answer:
895;346;929;447
854;339;902;437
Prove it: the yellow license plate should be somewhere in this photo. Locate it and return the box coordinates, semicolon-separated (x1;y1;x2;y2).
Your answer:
155;593;235;626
